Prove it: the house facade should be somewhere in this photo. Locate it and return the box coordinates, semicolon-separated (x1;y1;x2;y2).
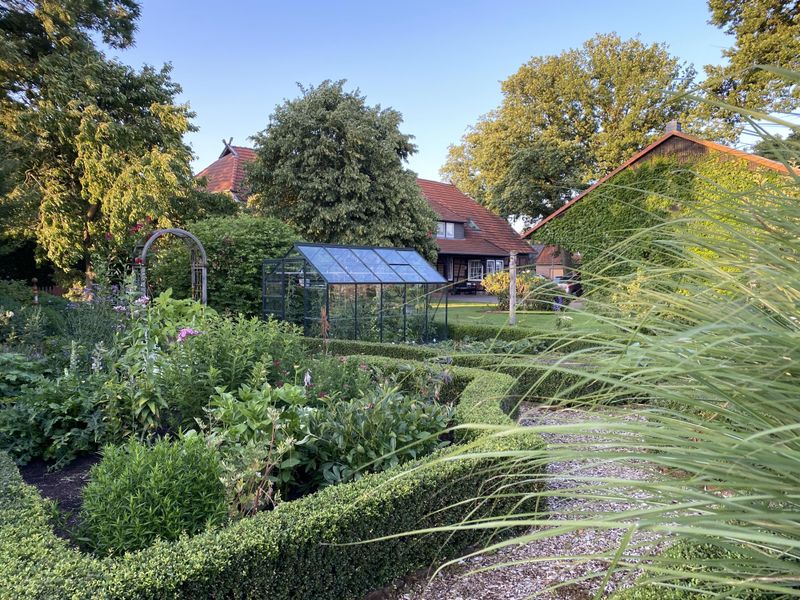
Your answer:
196;142;533;292
522;124;794;263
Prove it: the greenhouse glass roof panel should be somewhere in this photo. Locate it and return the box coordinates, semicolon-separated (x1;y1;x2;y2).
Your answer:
294;244;446;284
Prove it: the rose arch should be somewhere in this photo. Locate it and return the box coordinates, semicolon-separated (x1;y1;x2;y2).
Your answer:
135;228;208;304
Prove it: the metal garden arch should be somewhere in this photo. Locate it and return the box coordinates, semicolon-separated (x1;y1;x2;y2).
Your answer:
136;228;208;304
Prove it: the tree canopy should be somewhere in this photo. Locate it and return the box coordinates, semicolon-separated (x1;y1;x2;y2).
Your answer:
701;0;800;122
0;1;224;278
247;81;438;259
440;34;705;225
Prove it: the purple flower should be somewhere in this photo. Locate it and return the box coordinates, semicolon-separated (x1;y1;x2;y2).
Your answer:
113;305;127;313
176;327;202;343
134;295;150;306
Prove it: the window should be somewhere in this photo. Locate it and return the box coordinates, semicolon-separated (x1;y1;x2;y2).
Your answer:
468;259;484;281
467;218;480;231
436;222;455;239
486;259;504;275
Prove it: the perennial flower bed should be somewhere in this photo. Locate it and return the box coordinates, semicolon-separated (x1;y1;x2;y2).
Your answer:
0;280;545;598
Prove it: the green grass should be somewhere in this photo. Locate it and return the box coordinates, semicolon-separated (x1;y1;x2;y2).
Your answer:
440;302;603;330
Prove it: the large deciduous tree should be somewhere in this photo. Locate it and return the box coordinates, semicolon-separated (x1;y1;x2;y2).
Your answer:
0;1;210;277
441;34;704;224
701;0;800;123
247;81;439;259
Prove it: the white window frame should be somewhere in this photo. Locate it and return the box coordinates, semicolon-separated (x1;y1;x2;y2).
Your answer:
445;222;455;239
486;259;504;275
436;221;446;238
468;259;484;281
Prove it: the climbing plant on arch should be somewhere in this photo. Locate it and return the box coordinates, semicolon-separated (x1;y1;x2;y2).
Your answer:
135;228;208;304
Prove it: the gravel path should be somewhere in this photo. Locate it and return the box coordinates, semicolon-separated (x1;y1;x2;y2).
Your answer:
380;405;665;600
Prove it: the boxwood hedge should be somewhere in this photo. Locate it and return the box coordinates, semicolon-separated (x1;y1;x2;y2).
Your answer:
0;356;545;599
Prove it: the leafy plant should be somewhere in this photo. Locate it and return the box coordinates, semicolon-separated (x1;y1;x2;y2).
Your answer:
159;314;305;427
300;355;375;401
197;383;312;516
0;369;105;468
80;436;227;556
481;269;563;310
148;215;299;316
0;352;46;397
429;111;800;597
305;384;452;486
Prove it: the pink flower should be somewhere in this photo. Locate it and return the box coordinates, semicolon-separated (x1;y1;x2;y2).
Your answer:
177;327;202;343
104;232;113;240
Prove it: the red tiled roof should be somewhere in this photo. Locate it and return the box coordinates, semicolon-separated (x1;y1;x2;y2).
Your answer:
195;145;256;199
194;143;532;257
522;130;795;239
536;245;565;264
417;179;533;256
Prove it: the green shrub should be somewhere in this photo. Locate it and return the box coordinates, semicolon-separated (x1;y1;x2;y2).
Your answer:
612;542;771;599
303;336;441;361
0;369;105;467
81;436;227;555
447;321;539;342
160;315;306;427
0;352;46;397
0;353;544;599
304;383;452;486
302;354;375;400
200;383;312;515
149;215;299;316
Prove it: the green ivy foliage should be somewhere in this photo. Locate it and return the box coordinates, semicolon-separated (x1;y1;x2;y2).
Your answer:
149;215;299;316
536;154;796;280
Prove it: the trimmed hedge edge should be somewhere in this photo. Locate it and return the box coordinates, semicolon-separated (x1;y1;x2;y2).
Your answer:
0;357;545;600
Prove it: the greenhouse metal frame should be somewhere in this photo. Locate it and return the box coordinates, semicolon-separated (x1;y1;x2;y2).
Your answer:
262;243;448;343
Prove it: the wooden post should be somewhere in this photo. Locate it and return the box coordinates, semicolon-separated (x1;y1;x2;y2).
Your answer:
31;278;40;306
509;252;517;326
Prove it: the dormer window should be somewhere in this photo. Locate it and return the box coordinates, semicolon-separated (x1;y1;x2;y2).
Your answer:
467;218;480;231
436;221;456;239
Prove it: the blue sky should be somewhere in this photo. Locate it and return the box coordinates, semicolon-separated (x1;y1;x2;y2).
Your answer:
110;1;735;179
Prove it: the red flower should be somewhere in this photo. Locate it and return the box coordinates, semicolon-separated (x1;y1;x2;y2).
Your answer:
134;257;143;264
144;216;153;224
318;391;327;399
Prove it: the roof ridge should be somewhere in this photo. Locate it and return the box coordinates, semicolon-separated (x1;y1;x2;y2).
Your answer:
522;130;795;239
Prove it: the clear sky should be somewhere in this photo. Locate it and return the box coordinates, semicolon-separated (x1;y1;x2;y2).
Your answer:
109;0;735;180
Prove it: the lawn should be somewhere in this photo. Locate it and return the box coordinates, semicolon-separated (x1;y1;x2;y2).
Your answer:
438;302;602;330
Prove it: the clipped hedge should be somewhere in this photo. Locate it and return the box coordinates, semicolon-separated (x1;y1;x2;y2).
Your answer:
302;337;441;361
611;542;771;600
447;321;540;342
302;336;601;404
449;354;602;404
0;356;545;599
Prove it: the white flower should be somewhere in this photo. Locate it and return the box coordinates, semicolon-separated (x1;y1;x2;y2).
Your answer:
303;370;312;388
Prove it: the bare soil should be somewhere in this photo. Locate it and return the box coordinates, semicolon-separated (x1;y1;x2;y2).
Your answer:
19;453;99;538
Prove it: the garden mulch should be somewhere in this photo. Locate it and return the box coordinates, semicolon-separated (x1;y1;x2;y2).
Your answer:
372;406;665;600
19;453;100;538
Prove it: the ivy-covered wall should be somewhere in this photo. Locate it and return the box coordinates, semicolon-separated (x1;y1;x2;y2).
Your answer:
535;153;795;278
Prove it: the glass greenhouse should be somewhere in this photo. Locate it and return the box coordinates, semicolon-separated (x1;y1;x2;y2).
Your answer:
262;243;448;343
